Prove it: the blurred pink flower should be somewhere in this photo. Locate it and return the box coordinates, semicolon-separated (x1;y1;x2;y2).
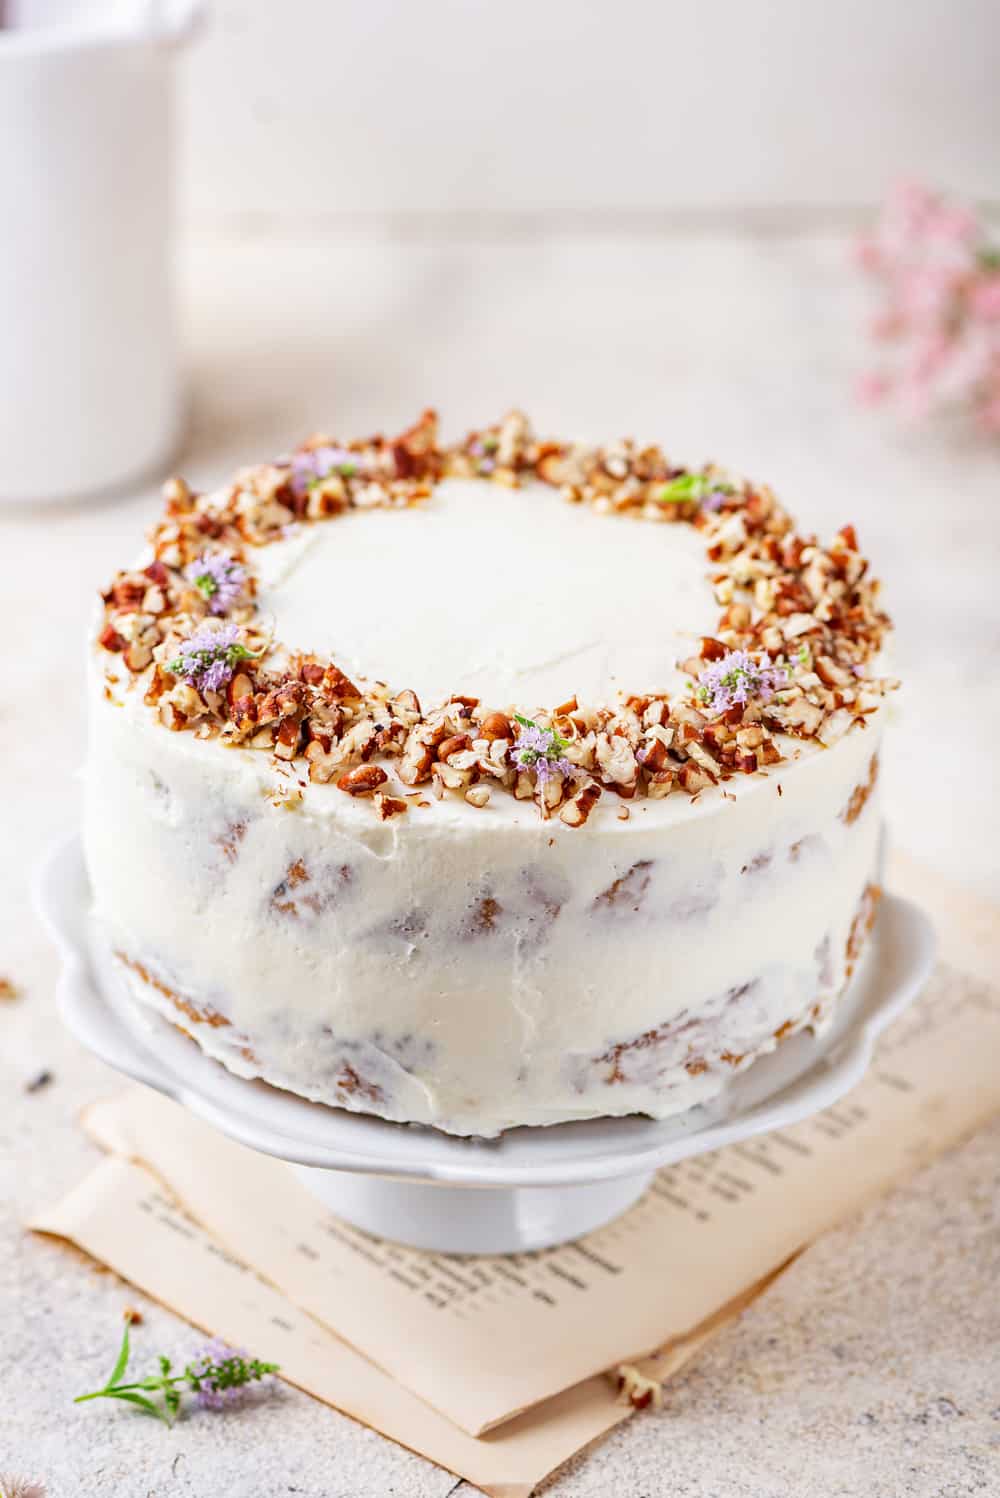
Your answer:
855;371;891;406
978;391;1000;431
856;180;1000;433
926;204;978;244
971;276;1000;320
0;1477;47;1498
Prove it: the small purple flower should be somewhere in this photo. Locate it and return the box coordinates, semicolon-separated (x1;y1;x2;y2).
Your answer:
189;1340;254;1411
695;650;789;716
468;434;499;474
511;716;578;782
700;488;727;513
186;553;246;615
653;472;733;507
168;623;257;694
290;445;364;495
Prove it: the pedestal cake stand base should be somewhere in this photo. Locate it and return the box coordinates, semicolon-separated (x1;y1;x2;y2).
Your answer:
37;836;935;1254
293;1166;655;1254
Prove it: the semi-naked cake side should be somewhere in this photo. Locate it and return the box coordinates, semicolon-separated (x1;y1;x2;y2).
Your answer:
84;411;893;1136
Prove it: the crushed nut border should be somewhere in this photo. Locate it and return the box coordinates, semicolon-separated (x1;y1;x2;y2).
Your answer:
96;410;894;827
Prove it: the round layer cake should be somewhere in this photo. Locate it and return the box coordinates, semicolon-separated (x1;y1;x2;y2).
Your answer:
85;410;893;1136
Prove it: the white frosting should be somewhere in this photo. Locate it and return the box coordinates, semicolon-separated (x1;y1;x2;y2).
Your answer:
85;641;884;1134
84;476;887;1136
255;479;718;708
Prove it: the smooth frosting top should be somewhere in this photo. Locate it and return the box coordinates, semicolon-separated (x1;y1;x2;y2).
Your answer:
255;478;719;709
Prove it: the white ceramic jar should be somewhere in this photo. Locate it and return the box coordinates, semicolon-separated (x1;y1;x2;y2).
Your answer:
0;1;202;504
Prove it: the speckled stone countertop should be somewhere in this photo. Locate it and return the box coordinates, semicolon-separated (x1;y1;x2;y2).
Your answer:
2;229;998;1496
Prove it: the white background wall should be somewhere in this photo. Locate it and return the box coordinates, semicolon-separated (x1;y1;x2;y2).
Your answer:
177;0;999;232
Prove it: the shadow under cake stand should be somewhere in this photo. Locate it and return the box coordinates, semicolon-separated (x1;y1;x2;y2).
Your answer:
36;837;935;1255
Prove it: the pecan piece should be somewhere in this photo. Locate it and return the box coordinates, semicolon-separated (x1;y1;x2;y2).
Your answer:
337;764;388;796
323;664;362;702
700;636;727;661
646;768;676;798
374;792;408;820
479;711;513;742
559;782;602;827
274;718;303;761
437;733;472;761
99;624;125;653
123;639;154;673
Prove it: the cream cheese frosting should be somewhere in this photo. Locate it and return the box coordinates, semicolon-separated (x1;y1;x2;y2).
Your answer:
84;410;892;1135
86;675;883;1133
256;478;718;707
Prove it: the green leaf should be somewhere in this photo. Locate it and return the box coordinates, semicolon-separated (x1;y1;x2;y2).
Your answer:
109;1324;132;1388
513;713;536;728
654;473;704;504
106;1389;173;1425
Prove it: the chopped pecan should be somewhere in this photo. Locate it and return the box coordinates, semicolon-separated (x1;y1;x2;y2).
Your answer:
559;782;602;827
123;639;154;673
479;711;513;741
337;764;388;796
323;664;362;702
700;636;727;661
374;792;408;820
274;718;303;761
398;721;449;785
99;624;125;653
437;733;472;761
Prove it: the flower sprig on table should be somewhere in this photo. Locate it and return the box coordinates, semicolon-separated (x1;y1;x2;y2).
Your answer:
511;714;579;782
856;179;1000;431
74;1323;278;1426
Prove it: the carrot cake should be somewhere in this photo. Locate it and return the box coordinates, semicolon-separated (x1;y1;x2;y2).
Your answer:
84;411;892;1135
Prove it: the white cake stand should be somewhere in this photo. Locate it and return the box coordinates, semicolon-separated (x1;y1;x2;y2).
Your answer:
36;836;935;1254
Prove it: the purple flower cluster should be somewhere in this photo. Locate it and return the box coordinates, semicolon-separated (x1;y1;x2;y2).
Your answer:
699;488;727;513
511;717;578;782
290;445;365;494
696;650;789;716
189;1340;256;1411
654;472;732;511
468;434;500;475
168;623;255;694
186;553;246;615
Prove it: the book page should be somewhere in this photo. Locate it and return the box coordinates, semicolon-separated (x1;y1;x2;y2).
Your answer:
74;958;1000;1436
30;1153;774;1498
29;856;1000;1491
